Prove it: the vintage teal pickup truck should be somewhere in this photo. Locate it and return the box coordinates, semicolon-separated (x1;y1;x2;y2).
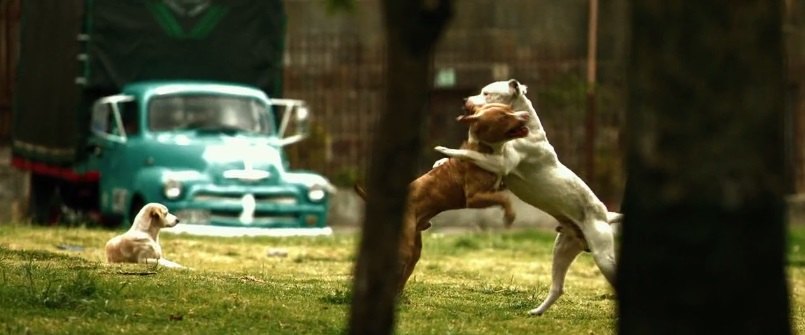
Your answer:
12;0;333;235
85;81;333;235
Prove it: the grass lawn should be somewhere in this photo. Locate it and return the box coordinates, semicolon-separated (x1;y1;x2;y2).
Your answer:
0;223;803;334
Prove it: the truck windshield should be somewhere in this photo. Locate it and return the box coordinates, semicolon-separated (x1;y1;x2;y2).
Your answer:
148;95;272;135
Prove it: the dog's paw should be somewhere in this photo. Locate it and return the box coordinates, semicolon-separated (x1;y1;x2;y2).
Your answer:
528;308;546;316
433;146;454;155
503;212;516;227
432;157;449;168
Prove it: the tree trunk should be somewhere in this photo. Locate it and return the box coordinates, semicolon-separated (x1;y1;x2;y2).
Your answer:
618;1;791;334
348;1;452;334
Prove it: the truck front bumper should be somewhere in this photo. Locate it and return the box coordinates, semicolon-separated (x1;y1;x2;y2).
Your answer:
162;224;333;237
159;184;331;237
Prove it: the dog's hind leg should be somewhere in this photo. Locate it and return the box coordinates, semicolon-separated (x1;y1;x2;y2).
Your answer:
399;231;423;290
529;232;585;316
396;212;423;293
579;219;617;286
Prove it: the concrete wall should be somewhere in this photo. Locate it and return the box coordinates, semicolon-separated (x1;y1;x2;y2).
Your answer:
327;187;560;232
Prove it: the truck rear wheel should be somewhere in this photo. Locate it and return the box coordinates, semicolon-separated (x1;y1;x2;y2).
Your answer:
28;173;62;224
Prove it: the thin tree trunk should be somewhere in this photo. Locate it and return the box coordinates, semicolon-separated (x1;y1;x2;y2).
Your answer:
348;1;452;334
618;1;791;334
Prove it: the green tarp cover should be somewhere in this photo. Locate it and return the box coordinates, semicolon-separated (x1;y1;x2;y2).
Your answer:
13;0;287;164
87;0;286;96
12;0;84;164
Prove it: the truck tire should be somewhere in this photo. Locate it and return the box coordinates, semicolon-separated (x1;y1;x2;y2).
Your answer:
99;214;124;228
28;173;62;224
128;197;145;225
99;195;143;228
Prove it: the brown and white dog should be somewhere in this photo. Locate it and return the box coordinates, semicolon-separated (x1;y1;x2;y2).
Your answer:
357;103;530;292
436;79;622;315
105;203;184;269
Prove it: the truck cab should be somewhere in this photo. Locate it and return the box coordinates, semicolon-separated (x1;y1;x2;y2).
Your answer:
84;81;333;236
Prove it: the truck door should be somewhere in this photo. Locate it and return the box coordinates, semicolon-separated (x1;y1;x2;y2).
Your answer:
89;95;137;216
269;98;310;168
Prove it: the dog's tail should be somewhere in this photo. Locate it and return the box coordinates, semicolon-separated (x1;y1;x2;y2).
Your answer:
353;183;367;201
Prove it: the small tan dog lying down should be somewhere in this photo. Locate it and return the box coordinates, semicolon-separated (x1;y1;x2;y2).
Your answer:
105;203;184;269
356;102;530;292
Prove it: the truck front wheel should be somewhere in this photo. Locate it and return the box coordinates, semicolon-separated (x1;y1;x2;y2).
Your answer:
100;196;144;228
128;196;145;225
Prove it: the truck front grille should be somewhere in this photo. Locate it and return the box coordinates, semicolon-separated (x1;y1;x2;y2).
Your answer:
210;210;298;221
193;192;298;205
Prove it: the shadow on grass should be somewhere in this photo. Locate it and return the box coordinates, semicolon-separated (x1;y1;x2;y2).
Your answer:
0;246;81;262
320;288;352;305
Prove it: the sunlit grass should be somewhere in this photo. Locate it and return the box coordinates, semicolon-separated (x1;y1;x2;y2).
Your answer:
0;223;802;334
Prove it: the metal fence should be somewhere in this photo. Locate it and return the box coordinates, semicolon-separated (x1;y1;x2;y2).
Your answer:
1;0;803;208
0;0;632;204
282;0;628;204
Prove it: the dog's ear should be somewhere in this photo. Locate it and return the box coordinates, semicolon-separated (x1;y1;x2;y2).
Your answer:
148;205;166;227
456;114;478;124
508;79;526;96
149;206;164;219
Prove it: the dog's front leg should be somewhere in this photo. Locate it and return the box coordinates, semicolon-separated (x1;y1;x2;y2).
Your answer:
529;232;585;316
143;257;185;269
466;191;516;226
157;258;186;269
432;157;448;168
434;146;511;175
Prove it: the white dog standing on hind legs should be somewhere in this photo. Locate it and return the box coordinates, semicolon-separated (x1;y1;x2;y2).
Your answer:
435;79;621;316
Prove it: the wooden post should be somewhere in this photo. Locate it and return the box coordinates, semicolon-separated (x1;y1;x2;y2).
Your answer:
585;0;598;186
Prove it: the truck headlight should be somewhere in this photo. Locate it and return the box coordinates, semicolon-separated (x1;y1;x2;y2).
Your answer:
307;185;326;202
164;180;182;199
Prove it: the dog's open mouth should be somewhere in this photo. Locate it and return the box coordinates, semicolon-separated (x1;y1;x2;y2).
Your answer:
506;126;529;138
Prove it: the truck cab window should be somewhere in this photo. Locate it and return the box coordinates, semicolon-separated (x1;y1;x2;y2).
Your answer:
90;103;110;134
148;95;272;134
91;100;126;139
91;103;117;136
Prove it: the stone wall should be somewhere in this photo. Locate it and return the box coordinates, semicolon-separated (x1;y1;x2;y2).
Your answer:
0;146;27;222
